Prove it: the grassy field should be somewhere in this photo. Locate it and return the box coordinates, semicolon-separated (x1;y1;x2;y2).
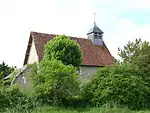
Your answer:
3;106;150;113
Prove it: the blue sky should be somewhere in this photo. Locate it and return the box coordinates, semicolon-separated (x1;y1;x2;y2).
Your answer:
118;10;150;25
0;0;150;67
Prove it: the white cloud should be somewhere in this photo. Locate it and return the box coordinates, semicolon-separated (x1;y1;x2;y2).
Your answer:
105;18;150;59
0;0;94;67
0;0;150;67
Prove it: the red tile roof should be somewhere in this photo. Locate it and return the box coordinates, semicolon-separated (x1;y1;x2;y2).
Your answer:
24;31;114;66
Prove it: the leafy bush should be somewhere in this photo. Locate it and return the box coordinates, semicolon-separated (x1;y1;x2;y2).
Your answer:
35;59;80;105
0;86;24;110
84;64;150;109
44;35;82;68
0;85;38;112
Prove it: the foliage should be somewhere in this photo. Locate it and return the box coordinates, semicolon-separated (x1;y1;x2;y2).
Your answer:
0;85;25;111
3;68;21;86
35;59;80;105
6;106;150;113
118;38;150;63
44;35;82;68
0;61;16;80
84;64;150;109
25;63;38;87
118;38;150;76
0;85;39;112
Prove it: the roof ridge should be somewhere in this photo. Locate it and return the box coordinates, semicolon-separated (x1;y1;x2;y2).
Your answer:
31;31;88;40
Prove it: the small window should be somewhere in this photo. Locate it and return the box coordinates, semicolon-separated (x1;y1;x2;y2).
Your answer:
78;68;85;75
22;76;27;84
94;33;97;37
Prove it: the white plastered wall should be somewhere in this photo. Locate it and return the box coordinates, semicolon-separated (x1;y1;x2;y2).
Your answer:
27;39;39;64
79;66;99;83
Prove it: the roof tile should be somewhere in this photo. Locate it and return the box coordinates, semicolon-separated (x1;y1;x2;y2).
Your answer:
24;31;114;66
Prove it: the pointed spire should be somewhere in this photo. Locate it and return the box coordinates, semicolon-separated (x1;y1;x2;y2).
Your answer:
87;13;104;45
87;13;103;35
87;22;103;35
93;12;96;25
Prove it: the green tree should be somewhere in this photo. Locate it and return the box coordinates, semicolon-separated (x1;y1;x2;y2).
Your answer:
35;59;80;105
118;38;150;76
44;35;82;68
0;61;15;80
118;38;149;62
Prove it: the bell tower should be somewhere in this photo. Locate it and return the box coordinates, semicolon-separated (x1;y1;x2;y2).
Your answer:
87;22;104;46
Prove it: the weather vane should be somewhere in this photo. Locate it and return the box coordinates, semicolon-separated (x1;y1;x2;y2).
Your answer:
93;12;96;24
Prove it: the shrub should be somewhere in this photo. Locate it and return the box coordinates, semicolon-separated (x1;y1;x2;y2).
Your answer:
84;64;150;109
44;35;82;68
0;85;39;112
35;59;80;105
0;86;25;110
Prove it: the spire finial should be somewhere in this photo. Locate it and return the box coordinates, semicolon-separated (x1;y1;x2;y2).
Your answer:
93;12;96;25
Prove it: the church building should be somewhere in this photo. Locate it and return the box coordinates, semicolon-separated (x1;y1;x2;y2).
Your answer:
24;23;114;76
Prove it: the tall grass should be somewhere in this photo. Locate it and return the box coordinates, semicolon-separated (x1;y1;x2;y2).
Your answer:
2;106;150;113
